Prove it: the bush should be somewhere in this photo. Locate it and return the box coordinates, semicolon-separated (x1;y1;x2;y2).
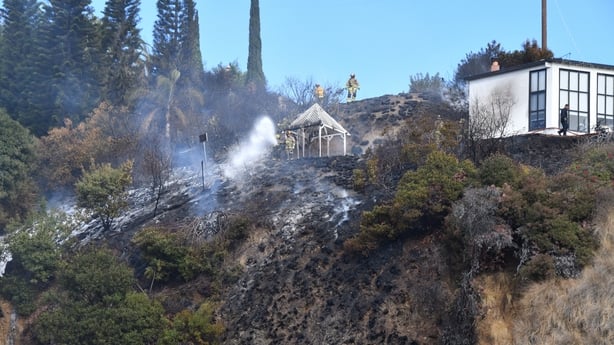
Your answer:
345;151;476;254
0;109;38;231
478;153;522;187
75;160;133;231
518;254;555;282
352;168;366;191
159;302;225;345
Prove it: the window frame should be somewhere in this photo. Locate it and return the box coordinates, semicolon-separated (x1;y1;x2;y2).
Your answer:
559;69;590;133
528;69;547;131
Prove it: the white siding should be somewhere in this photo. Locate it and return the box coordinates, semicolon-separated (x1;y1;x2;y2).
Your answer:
468;60;614;137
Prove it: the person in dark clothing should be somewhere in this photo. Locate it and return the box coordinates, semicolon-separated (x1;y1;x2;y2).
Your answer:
558;104;569;136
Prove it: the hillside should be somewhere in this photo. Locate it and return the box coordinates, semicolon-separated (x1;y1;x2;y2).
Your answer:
1;93;593;344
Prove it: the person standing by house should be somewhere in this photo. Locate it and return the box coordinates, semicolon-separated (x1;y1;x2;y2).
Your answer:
285;130;296;159
314;84;324;103
346;74;360;102
558;104;569;136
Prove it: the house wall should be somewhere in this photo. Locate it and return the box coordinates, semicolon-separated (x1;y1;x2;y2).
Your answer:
468;61;614;137
468;68;531;136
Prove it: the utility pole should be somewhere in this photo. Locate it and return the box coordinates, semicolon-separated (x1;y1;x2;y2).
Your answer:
542;0;547;51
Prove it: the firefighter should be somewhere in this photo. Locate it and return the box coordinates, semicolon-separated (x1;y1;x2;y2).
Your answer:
315;84;324;103
346;74;360;102
285;130;296;159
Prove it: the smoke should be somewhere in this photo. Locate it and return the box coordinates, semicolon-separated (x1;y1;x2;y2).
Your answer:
222;116;278;179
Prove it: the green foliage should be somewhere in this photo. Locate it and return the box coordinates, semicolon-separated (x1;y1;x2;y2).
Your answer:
133;227;218;284
0;211;72;315
0;109;38;231
133;227;192;283
160;302;225;345
30;247;166;345
346;151;476;254
497;39;554;68
409;72;444;100
6;211;72;285
478;153;523;187
495;152;603;273
0;275;38;315
99;0;143;106
568;146;614;184
246;0;266;90
352;168;366;191
58;246;135;303
75;160;133;231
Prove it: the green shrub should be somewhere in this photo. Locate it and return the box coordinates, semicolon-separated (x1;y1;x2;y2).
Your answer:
133;227;192;283
568;146;614;184
75;160;133;231
345;151;476;254
159;302;225;345
478;153;522;187
352;168;366;191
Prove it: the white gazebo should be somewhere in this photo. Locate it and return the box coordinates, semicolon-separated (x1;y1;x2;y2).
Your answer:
287;103;351;157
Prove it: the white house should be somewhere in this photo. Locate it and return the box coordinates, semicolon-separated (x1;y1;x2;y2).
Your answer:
466;58;614;136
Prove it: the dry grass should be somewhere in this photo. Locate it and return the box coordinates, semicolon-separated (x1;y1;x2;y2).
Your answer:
511;191;614;344
475;272;515;345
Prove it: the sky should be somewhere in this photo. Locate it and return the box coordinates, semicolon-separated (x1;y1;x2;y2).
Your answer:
90;0;614;100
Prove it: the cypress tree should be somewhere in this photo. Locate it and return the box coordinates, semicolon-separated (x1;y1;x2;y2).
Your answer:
246;0;266;90
180;0;204;87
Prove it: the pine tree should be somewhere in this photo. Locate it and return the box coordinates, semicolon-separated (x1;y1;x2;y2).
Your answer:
40;0;102;127
0;0;52;135
246;0;266;90
152;0;184;78
100;0;145;106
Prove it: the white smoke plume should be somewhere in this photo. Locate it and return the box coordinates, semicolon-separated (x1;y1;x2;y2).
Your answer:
222;116;278;179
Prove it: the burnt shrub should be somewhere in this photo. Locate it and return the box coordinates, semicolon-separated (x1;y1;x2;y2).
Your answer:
518;253;556;282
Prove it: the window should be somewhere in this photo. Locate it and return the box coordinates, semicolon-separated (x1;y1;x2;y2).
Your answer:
597;73;614;129
559;69;590;132
529;69;546;130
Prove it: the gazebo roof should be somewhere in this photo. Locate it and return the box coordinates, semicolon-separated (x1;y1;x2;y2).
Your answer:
288;103;349;135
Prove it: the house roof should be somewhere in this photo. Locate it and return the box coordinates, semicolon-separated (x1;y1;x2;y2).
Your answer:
464;58;614;82
288;103;350;135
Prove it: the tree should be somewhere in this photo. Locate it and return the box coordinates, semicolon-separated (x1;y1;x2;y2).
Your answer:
39;0;102;126
0;109;37;232
31;247;166;345
75;160;133;231
0;211;73;315
465;84;516;161
152;0;184;78
498;39;554;68
409;72;445;101
279;77;344;115
140;136;172;217
454;40;504;83
179;0;204;87
246;0;266;90
100;0;145;106
0;0;52;135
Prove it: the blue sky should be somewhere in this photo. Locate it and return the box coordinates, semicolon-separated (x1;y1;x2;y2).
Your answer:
91;0;614;99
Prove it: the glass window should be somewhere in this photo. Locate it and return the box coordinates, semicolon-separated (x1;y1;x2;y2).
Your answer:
560;69;589;133
597;73;614;129
529;69;547;131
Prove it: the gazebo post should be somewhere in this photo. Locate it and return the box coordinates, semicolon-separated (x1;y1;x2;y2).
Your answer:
319;126;323;157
